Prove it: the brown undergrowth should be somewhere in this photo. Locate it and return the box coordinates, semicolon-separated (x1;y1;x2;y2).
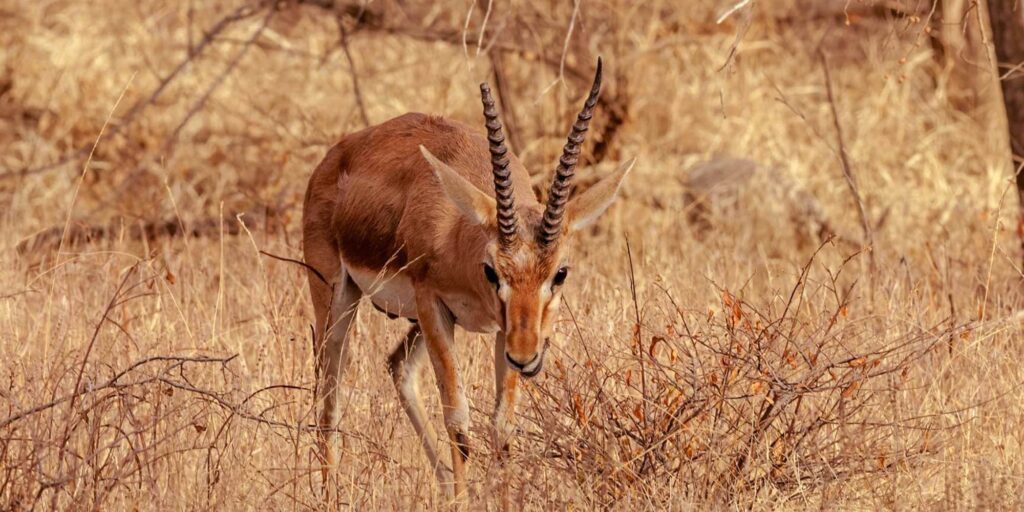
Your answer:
2;0;1024;509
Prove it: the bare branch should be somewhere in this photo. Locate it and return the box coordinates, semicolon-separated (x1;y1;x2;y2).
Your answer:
0;354;237;430
819;49;875;268
0;1;264;180
333;12;370;127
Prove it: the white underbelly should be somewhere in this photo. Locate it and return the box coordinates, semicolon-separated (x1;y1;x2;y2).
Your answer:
346;266;499;332
347;267;418;319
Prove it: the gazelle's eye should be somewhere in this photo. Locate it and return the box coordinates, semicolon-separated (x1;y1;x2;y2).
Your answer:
483;263;500;289
552;267;569;287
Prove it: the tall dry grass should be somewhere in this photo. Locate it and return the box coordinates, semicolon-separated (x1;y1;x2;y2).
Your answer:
1;0;1023;509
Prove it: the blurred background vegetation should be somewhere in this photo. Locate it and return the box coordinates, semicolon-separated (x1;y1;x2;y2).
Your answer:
2;1;1024;509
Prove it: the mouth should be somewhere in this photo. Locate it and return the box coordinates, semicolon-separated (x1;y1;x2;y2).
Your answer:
519;352;543;377
506;339;550;378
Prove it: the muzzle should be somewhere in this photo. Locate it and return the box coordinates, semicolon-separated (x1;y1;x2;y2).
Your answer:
505;338;550;378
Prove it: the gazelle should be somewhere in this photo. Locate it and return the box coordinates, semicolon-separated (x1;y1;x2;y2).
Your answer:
302;58;633;497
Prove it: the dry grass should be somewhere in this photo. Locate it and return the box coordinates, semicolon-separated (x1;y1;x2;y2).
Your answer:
2;0;1024;509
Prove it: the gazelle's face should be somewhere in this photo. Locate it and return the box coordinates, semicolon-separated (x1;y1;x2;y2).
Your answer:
422;146;635;377
483;234;570;377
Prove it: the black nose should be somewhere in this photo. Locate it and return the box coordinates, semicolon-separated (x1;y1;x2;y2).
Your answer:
505;352;536;370
506;352;542;377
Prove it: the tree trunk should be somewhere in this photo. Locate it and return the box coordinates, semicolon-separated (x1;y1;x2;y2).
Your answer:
988;0;1024;256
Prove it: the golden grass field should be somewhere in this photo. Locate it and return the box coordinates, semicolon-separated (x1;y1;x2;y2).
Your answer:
2;0;1024;509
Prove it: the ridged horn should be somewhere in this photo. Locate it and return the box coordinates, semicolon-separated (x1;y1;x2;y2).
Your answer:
480;82;518;247
539;57;603;247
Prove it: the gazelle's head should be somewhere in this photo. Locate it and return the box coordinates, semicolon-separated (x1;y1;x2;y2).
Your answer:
421;58;634;378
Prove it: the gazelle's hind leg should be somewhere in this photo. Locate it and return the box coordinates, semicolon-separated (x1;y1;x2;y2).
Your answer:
304;225;361;487
316;270;361;473
388;324;449;482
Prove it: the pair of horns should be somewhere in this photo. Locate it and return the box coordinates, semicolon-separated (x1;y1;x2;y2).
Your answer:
480;57;603;248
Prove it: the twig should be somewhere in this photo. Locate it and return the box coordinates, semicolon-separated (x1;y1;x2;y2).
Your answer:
259;250;330;286
559;0;581;87
163;7;276;156
487;52;523;153
478;0;522;153
980;166;1020;320
718;1;755;72
187;1;197;56
333;13;370;127
475;0;494;59
51;264;141;487
53;74;135;263
538;0;581;97
716;0;754;23
0;354;237;430
624;236;650;470
819;49;875;269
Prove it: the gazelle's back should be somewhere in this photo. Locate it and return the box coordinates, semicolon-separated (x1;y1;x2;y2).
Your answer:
304;113;536;277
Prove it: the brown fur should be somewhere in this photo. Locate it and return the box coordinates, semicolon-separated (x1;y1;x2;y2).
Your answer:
302;111;631;500
306;113;539;283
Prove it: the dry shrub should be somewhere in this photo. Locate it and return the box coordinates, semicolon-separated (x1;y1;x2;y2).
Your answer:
0;241;1012;510
515;243;969;508
0;265;322;510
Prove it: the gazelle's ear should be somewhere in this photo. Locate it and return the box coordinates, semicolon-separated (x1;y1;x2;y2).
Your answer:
566;158;636;232
420;145;497;225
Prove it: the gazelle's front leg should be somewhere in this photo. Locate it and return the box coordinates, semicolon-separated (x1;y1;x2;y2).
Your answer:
387;324;447;482
416;291;470;500
493;332;521;457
